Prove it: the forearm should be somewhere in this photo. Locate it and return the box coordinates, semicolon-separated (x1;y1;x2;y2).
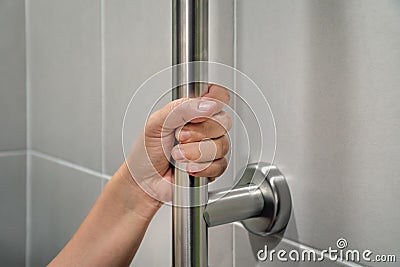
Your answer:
49;162;161;267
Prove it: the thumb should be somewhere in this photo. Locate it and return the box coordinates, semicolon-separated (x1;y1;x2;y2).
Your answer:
145;97;221;137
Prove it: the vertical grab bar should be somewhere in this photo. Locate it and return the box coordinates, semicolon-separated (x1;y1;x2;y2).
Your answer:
172;1;209;267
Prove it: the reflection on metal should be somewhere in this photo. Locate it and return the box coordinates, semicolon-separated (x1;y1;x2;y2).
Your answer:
204;184;264;227
171;1;291;265
172;0;209;267
205;163;292;236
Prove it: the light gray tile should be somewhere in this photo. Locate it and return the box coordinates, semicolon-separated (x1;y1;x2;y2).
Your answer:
236;0;400;265
131;205;171;266
209;224;233;267
103;0;172;175
28;0;102;170
0;154;26;266
0;0;26;151
29;155;102;266
209;0;234;66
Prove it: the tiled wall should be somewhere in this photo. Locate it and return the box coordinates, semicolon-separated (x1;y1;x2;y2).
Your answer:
0;153;26;266
25;0;236;266
0;0;26;266
235;0;400;266
2;0;399;266
26;0;102;265
103;0;173;265
0;0;26;152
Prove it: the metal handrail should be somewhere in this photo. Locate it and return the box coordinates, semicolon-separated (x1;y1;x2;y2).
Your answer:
172;1;209;266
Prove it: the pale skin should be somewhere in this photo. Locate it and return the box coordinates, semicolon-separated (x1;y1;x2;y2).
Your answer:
49;85;231;266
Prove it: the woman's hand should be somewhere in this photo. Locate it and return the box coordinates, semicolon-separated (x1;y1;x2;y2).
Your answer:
49;84;231;266
124;84;232;204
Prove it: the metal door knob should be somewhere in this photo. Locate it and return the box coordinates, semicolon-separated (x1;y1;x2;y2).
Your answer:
204;162;292;236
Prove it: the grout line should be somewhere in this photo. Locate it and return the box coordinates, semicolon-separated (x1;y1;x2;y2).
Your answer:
24;0;31;265
30;150;111;180
233;0;237;73
100;0;106;188
25;150;31;267
0;150;26;157
232;0;237;266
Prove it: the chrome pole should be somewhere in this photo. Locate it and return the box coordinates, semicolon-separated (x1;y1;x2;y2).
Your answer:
172;0;209;267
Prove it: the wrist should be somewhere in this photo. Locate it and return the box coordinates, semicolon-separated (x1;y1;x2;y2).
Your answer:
115;162;162;220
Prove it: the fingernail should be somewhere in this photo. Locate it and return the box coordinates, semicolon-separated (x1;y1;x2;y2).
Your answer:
172;148;185;161
198;100;216;111
179;130;190;141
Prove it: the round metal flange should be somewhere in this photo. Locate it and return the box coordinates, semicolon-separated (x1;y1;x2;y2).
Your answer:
237;162;292;236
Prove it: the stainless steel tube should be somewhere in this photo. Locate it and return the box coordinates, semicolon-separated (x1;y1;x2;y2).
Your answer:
204;185;265;227
172;1;209;267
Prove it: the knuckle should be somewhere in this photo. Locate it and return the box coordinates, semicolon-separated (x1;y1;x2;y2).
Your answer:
145;114;159;132
168;98;187;116
182;124;202;142
175;126;182;140
183;144;200;161
201;122;209;138
225;113;232;131
213;111;231;134
221;157;228;167
172;98;188;109
178;127;193;142
220;135;230;156
224;90;231;103
219;158;228;175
